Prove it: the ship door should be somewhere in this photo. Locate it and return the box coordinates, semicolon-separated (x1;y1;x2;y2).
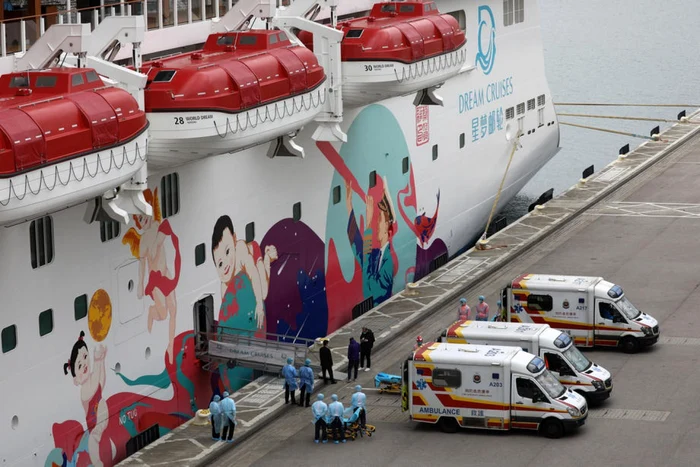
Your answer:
193;295;214;356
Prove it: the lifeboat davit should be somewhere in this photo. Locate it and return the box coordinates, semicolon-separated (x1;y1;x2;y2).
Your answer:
141;29;327;166
299;1;467;107
0;68;148;227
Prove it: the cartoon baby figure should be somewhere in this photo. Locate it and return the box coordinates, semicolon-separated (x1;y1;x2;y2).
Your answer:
123;188;181;364
211;215;277;331
63;331;108;467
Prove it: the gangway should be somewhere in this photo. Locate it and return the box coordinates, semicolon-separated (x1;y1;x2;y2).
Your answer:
197;326;319;374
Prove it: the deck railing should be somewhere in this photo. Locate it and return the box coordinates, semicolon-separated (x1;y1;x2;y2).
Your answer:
0;0;243;57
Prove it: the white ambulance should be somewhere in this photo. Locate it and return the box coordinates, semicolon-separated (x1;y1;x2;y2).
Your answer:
502;274;659;353
439;321;612;402
401;342;588;438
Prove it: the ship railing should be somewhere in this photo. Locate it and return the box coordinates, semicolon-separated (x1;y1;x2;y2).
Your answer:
196;325;321;375
0;0;294;58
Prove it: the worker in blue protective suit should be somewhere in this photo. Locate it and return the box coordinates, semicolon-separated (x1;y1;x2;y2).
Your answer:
209;395;222;440
299;358;315;408
327;394;346;444
220;391;237;443
311;393;329;444
351;385;367;428
282;357;299;405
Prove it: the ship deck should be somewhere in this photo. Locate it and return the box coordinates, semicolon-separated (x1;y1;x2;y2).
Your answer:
118;110;700;466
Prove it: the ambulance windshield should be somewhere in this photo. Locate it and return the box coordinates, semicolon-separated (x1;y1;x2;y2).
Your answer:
616;297;641;320
536;370;566;399
563;345;592;372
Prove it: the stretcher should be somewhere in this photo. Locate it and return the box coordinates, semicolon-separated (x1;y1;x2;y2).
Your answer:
374;372;401;395
326;408;376;441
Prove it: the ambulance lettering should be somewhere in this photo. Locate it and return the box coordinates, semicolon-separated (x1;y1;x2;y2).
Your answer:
418;407;461;415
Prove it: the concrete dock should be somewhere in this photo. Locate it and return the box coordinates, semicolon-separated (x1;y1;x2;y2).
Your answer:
119;112;700;467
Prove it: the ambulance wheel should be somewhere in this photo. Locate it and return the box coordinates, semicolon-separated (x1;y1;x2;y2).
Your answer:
438;417;459;433
540;419;564;439
620;336;640;354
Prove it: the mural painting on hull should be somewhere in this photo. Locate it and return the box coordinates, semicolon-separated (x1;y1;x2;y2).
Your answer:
46;191;210;467
319;104;446;331
122;188;182;365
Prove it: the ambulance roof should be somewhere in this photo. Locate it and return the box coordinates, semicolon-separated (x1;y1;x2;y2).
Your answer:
414;343;544;375
449;321;550;339
512;274;601;291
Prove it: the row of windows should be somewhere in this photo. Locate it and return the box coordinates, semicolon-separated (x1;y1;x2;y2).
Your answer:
1;294;89;353
505;94;546;122
30;173;182;269
29;172;308;273
503;0;525;26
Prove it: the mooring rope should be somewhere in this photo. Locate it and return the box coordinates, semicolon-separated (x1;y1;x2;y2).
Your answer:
555;102;700;108
559;121;666;142
557;112;699;125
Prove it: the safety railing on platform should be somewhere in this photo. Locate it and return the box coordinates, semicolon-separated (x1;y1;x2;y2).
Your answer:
196;325;318;374
0;0;274;57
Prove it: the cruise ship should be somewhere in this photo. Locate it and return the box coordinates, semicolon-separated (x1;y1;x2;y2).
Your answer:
0;0;560;465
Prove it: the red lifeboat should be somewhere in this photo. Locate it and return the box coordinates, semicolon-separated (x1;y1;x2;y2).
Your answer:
0;68;148;227
140;29;327;166
298;1;467;106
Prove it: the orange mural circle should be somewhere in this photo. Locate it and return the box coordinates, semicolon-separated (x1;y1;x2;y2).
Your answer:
88;289;113;342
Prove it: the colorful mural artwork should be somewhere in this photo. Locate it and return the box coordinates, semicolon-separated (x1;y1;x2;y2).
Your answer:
48;329;210;467
210;215;278;391
123;188;182;364
319;104;447;330
45;106;450;467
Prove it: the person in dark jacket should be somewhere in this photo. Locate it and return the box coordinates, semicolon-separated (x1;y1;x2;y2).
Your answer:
319;340;337;384
359;327;375;372
347;337;360;382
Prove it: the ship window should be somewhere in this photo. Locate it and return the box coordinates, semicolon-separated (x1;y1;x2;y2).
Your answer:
74;294;88;321
35;76;57;88
503;0;514;26
100;219;120;243
432;144;438;161
245;222;255;243
39;309;53;337
345;29;363;39
369;170;377;188
402;157;409;174
528;99;536;111
433;368;462;388
538;108;545;127
160;173;180;219
333;185;341;205
30;216;54;269
86;71;100;83
515;0;525;23
447;10;466;30
381;4;396;12
1;325;17;353
517;103;525;115
538;94;545;107
72;73;85;86
278;32;288;42
293;202;302;222
269;34;278;45
506;107;514;120
459;133;465;149
153;70;176;82
399;4;415;13
238;35;258;46
195;243;206;266
527;294;553;312
9;75;28;88
216;35;234;46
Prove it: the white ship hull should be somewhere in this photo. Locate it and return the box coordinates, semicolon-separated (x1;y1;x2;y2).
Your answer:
0;1;560;466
